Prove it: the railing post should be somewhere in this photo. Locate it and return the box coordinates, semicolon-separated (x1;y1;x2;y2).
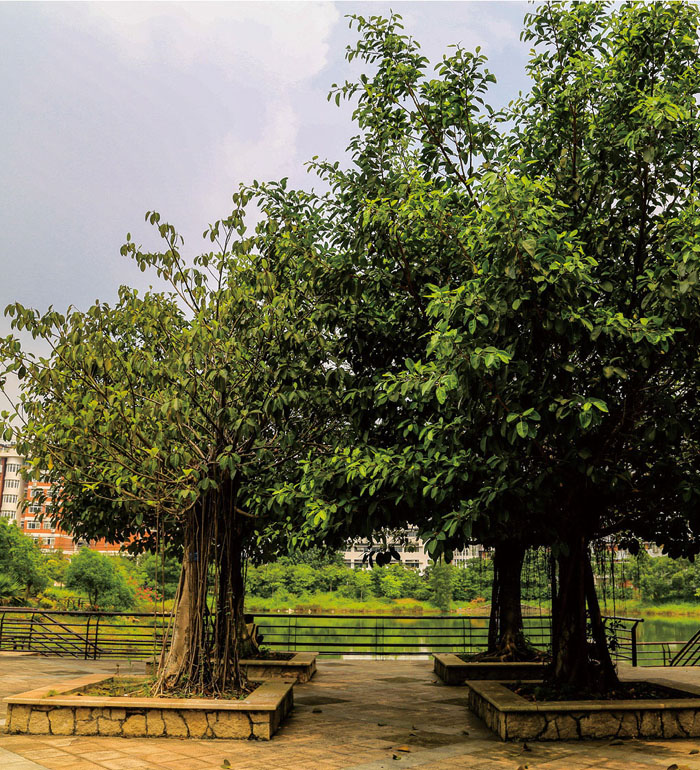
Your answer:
631;621;638;667
0;611;5;649
29;612;34;651
92;615;100;659
85;615;92;660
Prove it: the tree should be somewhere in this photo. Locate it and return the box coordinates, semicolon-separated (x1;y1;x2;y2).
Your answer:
0;520;48;601
384;2;700;687
1;194;340;695
428;560;453;613
274;3;700;688
264;11;538;660
64;548;134;610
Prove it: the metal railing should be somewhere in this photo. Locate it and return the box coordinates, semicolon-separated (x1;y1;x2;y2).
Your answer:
0;607;659;665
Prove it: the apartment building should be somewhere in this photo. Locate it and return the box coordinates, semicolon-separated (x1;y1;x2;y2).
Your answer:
0;444;25;524
342;529;486;572
1;445;121;555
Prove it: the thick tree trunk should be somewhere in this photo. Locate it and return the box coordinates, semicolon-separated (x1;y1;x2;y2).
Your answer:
156;493;249;696
486;541;531;660
584;551;619;689
551;534;618;690
551;534;589;687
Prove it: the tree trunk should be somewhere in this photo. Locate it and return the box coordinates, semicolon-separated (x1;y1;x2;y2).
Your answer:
486;541;531;660
550;533;620;690
584;551;619;689
155;494;249;696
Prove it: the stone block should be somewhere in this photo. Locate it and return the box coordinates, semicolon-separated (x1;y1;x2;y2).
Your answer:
75;708;92;721
211;711;251;739
639;710;662;737
505;713;545;740
182;709;208;738
617;712;640;738
27;709;50;734
146;710;166;737
75;717;98;736
578;711;618;739
122;714;147;737
97;717;123;736
48;708;75;735
251;719;271;740
678;709;700;737
109;708;126;721
540;714;579;740
162;709;189;737
7;705;30;733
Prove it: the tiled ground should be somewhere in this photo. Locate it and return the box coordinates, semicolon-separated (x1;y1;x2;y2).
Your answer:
1;653;700;769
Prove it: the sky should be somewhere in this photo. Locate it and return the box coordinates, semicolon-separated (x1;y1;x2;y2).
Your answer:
0;1;531;389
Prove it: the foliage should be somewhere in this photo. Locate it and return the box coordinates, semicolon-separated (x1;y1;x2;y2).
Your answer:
637;555;700;603
428;560;453;613
136;552;181;600
0;520;49;599
0;572;22;605
64;548;135;610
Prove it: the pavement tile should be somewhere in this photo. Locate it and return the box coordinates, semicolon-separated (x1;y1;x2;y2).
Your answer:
3;657;700;770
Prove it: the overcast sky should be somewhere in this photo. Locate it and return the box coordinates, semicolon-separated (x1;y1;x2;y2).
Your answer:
1;1;530;335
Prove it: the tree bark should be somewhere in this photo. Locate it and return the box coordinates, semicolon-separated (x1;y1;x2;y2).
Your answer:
486;541;531;660
584;551;619;689
551;534;589;687
155;494;249;696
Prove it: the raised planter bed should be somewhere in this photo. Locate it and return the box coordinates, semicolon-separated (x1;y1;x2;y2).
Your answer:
5;674;293;740
466;677;700;741
241;652;317;683
433;653;548;684
145;652;317;683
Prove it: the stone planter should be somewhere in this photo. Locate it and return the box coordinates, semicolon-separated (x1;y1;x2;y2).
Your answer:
5;674;293;740
241;652;317;683
466;677;700;741
433;653;548;684
145;652;317;683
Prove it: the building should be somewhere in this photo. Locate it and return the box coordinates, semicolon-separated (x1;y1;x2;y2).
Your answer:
0;444;25;524
1;444;121;555
342;529;486;572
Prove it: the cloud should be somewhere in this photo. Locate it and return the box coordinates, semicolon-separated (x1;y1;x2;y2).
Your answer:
79;2;341;87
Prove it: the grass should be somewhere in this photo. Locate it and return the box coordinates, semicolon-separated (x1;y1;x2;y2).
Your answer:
244;592;492;615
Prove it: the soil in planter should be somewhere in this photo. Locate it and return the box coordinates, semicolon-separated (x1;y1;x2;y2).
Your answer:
507;681;693;703
458;650;549;664
79;677;261;700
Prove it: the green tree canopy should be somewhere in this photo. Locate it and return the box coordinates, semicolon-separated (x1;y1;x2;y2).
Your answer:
64;548;134;610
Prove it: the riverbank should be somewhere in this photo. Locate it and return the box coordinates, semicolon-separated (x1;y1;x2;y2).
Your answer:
245;592;700;618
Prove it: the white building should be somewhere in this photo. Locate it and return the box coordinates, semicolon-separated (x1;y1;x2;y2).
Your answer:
342;528;486;572
0;444;26;524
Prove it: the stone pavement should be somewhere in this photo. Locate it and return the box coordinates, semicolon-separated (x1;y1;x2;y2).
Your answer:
1;653;700;769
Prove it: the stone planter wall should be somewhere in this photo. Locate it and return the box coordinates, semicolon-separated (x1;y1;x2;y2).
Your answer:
466;678;700;741
145;652;317;683
241;652;317;683
433;653;548;685
5;674;293;740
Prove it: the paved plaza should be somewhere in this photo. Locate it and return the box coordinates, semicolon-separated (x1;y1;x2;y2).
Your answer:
1;653;699;769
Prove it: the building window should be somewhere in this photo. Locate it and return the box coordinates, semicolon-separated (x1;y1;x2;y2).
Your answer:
2;494;17;504
4;479;20;489
0;510;15;518
25;520;40;530
5;463;20;474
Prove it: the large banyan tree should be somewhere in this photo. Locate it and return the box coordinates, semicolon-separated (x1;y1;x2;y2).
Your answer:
0;195;343;695
271;2;700;689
